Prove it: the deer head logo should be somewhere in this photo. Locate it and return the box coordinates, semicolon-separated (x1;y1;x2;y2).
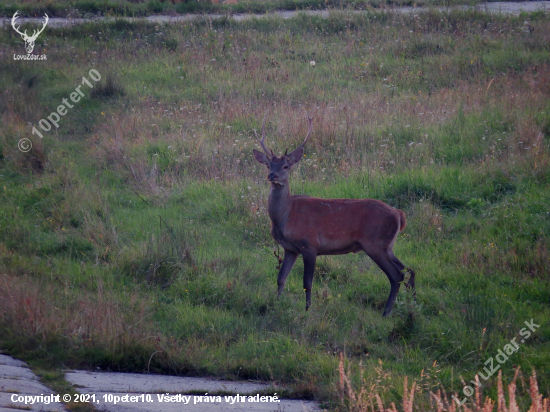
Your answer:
11;11;49;54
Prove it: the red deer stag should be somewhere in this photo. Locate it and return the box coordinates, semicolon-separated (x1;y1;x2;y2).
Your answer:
252;115;415;316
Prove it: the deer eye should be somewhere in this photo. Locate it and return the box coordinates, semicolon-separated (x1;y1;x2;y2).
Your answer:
283;165;289;169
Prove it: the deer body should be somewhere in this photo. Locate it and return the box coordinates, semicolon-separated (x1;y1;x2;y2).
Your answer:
270;194;403;255
253;116;415;316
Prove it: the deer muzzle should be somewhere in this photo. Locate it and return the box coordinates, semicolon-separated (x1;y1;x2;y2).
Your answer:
268;173;283;185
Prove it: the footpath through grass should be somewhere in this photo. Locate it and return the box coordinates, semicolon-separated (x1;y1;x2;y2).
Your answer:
1;9;549;411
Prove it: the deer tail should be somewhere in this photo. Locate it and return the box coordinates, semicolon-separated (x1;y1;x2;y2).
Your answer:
398;209;407;232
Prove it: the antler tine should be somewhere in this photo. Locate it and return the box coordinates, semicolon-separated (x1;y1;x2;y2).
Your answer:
11;11;26;37
295;113;313;152
254;113;272;156
32;14;49;38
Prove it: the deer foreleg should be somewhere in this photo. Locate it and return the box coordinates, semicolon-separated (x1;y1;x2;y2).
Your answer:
302;253;317;311
277;250;298;297
406;268;416;300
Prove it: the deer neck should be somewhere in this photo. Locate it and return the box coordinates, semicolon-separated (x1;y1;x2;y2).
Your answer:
268;183;292;229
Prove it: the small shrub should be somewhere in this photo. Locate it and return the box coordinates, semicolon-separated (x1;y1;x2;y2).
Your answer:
466;197;485;214
147;1;165;13
91;74;125;99
164;38;178;51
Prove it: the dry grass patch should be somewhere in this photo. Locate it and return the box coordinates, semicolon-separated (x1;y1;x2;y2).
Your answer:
338;353;550;412
0;272;155;360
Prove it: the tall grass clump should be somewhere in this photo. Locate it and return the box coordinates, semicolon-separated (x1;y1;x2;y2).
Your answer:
338;354;550;412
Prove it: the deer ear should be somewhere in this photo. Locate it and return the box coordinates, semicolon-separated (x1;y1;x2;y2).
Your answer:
253;149;270;166
287;147;304;167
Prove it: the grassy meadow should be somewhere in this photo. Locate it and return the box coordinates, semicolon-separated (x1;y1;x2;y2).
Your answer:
1;9;549;411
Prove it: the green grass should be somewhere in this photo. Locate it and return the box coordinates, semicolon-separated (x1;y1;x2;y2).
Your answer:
0;9;549;411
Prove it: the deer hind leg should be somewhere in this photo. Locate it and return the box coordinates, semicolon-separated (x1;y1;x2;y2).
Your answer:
389;251;405;270
362;247;404;317
277;250;299;297
389;250;416;298
302;252;317;311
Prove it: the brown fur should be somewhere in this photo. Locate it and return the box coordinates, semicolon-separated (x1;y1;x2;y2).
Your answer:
398;209;407;232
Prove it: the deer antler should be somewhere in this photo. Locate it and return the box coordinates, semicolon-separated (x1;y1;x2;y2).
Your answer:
254;113;272;156
30;14;49;40
294;113;313;153
11;12;48;40
11;11;27;38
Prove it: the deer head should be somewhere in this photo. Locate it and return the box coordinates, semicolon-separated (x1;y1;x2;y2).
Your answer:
12;12;49;54
252;115;313;187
